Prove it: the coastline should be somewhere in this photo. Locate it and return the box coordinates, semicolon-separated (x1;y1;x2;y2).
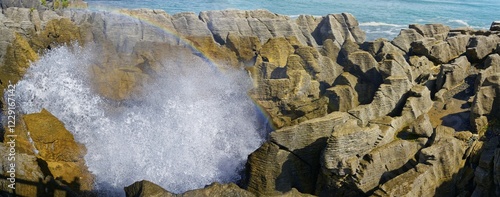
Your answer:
1;0;500;196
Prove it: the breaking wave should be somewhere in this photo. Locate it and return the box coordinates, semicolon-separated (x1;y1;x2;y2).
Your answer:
15;44;266;195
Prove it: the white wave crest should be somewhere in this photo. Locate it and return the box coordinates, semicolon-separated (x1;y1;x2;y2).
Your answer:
447;19;470;27
360;21;405;27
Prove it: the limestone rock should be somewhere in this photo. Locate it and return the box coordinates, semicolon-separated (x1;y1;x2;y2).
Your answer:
410;38;436;58
23;109;93;191
326;72;360;112
344;50;383;104
348;76;412;126
189;36;238;66
182;183;255;197
471;137;500;197
408;55;436;84
322;119;382;176
325;85;358;112
253;62;286;80
295;15;323;47
246;142;314;196
346;50;380;79
200;10;308;45
341;13;366;44
471;86;500;122
490;21;500;31
352;139;424;193
293;45;343;85
260;37;294;67
40;9;62;24
338;37;361;62
2;7;37;35
320;85;432;194
409;24;450;40
378;52;413;80
0;147;44;196
392;28;424;53
0;146;44;181
0;18;15;64
320;39;341;63
277;188;317;197
0;0;42;10
172;12;212;37
373;127;467;197
436;56;471;90
313;13;365;45
470;53;500;133
466;35;500;61
125;180;175;197
475;54;500;90
367;39;406;62
66;0;88;9
112;9;178;44
409;114;433;137
447;34;471;59
226;33;261;65
401;85;434;122
31;18;84;52
270;112;351;160
246;112;349;195
250;61;329;128
91;65;148;100
0;33;38;93
124;182;258;197
411;35;470;64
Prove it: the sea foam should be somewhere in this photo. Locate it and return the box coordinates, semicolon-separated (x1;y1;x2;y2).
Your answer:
15;44;265;195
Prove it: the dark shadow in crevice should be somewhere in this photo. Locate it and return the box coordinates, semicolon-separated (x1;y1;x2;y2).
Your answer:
273;138;329;195
0;174;95;197
441;112;471;132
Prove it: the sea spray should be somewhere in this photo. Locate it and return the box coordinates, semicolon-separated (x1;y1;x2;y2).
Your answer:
15;44;266;195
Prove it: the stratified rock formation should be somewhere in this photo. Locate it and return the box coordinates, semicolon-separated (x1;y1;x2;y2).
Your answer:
1;1;500;196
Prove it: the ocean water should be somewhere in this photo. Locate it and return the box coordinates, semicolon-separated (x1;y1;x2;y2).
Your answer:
86;0;500;40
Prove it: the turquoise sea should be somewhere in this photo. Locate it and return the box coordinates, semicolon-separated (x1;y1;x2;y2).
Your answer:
86;0;500;40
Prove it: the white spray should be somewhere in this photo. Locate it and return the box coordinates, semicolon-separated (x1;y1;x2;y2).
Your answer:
15;44;265;195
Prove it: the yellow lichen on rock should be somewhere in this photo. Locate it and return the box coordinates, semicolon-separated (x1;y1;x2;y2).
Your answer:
226;33;261;65
260;37;294;67
0;33;38;91
187;36;238;67
23;109;94;191
30;18;83;53
23;109;84;162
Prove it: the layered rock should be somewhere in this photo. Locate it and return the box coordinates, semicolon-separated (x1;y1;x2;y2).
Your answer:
1;109;93;196
411;34;470;64
373;126;468;197
199;10;309;45
244;20;498;197
245;112;350;195
436;56;471;91
22;109;93;190
125;180;314;197
313;13;366;45
466;34;500;61
0;0;87;10
1;2;500;197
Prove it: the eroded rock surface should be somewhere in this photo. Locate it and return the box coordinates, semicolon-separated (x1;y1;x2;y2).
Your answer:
1;2;500;197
